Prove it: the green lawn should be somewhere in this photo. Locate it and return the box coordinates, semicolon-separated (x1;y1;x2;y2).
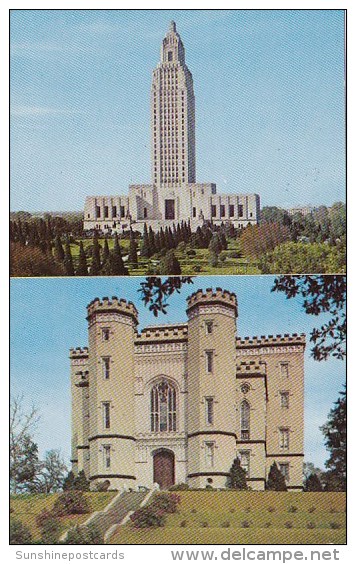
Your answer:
10;492;116;540
69;237;261;275
109;491;346;545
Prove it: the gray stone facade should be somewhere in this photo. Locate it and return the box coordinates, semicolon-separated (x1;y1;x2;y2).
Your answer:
84;22;261;233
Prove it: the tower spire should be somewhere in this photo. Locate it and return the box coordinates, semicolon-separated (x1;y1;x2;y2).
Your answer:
169;20;177;33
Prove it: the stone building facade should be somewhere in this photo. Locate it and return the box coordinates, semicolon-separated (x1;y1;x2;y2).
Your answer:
70;289;305;491
83;22;260;233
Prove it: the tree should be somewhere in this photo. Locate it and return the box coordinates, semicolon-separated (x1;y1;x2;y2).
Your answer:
240;223;291;260
321;386;346;491
76;241;88;276
31;450;68;494
128;231;138;264
91;231;101;275
54;235;65;262
110;234;127;275
266;462;288;491
139;276;194;316
141;223;151;258
10;243;65;277
226;457;247;490
102;237;110;268
10;395;41;493
304;473;323;492
260;206;290;226
10;520;33;545
208;233;223;255
160;250;181;275
64;241;75;276
272;276;346;361
73;469;90;491
63;470;76;491
260;241;345;275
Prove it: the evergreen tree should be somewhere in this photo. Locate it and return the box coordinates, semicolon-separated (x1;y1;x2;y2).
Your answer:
266;462;288;491
148;226;156;255
54;235;65;262
102;237;110;268
76;241;88;276
159;227;167;250
321;386;346;491
304;473;323;492
209;233;223;255
176;223;182;244
141;223;151;258
73;470;90;492
64;241;75;276
226;457;247;490
154;231;162;253
167;227;175;250
91;231;101;275
63;470;76;491
110;234;127;275
160;250;181;275
128;231;138;264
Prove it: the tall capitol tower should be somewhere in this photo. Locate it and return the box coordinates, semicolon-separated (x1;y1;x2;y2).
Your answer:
151;21;196;189
84;22;260;232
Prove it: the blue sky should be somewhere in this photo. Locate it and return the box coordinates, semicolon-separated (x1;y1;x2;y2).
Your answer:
10;275;345;470
10;9;345;211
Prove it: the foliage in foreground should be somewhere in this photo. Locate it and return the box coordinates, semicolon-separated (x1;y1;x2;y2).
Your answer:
130;493;180;528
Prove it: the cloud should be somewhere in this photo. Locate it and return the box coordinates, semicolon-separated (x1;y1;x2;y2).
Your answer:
11;105;83;117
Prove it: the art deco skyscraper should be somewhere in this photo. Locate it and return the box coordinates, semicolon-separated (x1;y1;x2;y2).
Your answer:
151;21;196;192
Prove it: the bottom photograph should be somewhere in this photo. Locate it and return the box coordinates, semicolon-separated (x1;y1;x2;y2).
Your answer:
10;275;346;545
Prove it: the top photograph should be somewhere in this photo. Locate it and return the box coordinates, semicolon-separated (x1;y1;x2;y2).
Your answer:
10;9;346;276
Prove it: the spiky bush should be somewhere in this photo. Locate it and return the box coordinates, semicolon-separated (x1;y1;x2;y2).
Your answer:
53;490;90;516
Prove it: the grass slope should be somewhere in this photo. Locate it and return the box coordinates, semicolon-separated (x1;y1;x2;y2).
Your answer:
109;491;346;545
10;492;116;540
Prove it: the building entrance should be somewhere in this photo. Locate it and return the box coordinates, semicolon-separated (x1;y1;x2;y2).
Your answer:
153;449;175;489
165;200;175;220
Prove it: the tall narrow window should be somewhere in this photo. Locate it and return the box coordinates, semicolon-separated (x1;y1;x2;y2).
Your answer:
205;397;214;425
205;351;214;373
280;363;289;378
168;51;173;62
238;204;243;218
102;402;110;429
279;428;290;450
96;206;101;218
240;400;250;440
229;205;235;218
280;391;290;408
211;205;217;218
239;451;250;478
103;445;111;469
102;328;110;342
205;321;213;335
205;442;214;468
112;206;117;218
102;357;110;380
279;462;290;482
120;206;125;218
150;380;177;432
104;206;109;218
143;207;148;219
220;205;225;217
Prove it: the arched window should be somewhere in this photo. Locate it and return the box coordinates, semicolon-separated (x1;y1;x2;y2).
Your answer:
151;380;177;432
240;400;250;440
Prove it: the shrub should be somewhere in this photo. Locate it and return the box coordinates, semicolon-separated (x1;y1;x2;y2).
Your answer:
241;520;251;528
169;483;189;491
53;491;90;517
205;484;213;490
221;521;230;528
201;521;209;528
266;462;288;491
245;507;251;513
267;506;275;513
220;254;227;262
209;252;219;268
306;522;316;529
151;493;180;514
186;249;196;256
180;520;187;528
40;518;61;544
229;251;242;259
308;506;316;514
193;265;202;272
264;522;272;528
229;508;235;513
288;506;298;513
130;506;166;528
329;522;341;530
329;507;337;514
177;242;186;252
285;521;293;529
95;480;110;492
36;509;55;529
65;525;104;544
191;508;197;514
10;519;33;544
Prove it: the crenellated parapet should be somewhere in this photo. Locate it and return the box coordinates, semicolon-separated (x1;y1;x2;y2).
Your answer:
186;287;238;319
86;296;139;327
69;347;89;359
236;360;266;377
136;323;188;343
236;333;306;348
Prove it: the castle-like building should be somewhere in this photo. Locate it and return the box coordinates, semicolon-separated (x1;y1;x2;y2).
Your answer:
70;289;305;491
84;22;260;233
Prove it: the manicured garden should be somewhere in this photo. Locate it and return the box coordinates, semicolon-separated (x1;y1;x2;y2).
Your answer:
109;491;346;545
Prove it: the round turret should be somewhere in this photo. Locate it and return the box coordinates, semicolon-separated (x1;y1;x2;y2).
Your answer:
86;296;138;326
186;287;238;318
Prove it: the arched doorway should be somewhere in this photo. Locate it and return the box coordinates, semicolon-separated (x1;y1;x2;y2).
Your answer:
153;449;175;489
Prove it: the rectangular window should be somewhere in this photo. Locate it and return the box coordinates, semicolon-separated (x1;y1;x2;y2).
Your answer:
205;351;214;374
211;205;217;218
102;357;110;380
112;206;117;218
103;445;111;469
279;463;290;482
143;207;148;219
205;397;214;425
229;205;235;218
238;204;243;218
96;206;101;218
192;207;196;218
279;428;290;450
239;451;250;478
280;363;289;378
220;205;225;217
280;391;290;408
205;442;214;468
205;320;213;335
102;402;111;429
120;206;125;218
104;206;109;218
102;328;110;342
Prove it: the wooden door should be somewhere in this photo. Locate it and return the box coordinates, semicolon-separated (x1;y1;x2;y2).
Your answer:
153;450;175;489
